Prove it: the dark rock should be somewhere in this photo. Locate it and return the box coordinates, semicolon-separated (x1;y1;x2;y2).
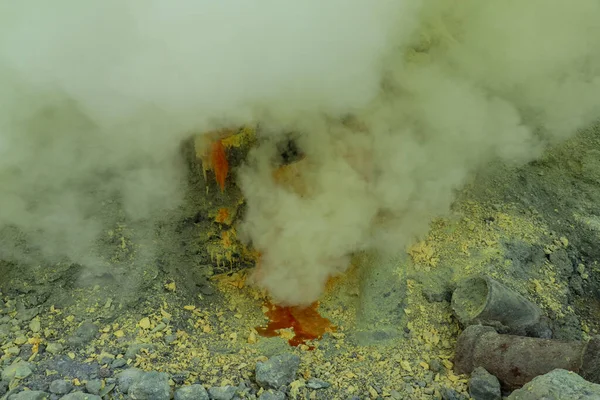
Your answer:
468;367;501;400
526;317;553;339
440;387;468;400
171;372;189;385
553;314;583;341
255;353;300;390
128;371;170;400
67;322;98;348
26;380;50;393
40;356;99;382
549;249;573;277
174;384;209;400
98;368;111;379
18;345;34;360
569;275;584;296
429;359;442;373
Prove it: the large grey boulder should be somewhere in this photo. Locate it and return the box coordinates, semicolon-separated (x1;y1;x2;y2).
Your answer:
507;369;600;400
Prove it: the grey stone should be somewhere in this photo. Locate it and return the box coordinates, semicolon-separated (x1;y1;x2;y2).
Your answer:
0;324;10;338
111;358;127;368
117;368;144;393
84;380;102;395
255;353;300;390
8;391;49;400
49;380;73;395
58;392;102;400
15;305;39;322
2;361;32;381
258;390;285;400
208;385;237;400
306;378;330;390
127;371;170;400
468;367;501;400
165;335;177;344
45;343;63;355
67;322;98;348
507;369;600;400
174;384;209;400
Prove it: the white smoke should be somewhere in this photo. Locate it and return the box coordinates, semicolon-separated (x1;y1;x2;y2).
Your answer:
0;0;599;305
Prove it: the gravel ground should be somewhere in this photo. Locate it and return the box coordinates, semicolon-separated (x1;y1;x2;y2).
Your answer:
1;126;600;399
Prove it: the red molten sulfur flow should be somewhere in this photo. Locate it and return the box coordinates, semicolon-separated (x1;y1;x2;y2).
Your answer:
211;139;228;192
256;301;336;348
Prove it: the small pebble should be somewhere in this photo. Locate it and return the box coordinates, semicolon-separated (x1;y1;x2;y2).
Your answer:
306;378;331;390
98;368;111;379
111;359;127;369
150;322;167;334
171;372;190;385
125;343;155;360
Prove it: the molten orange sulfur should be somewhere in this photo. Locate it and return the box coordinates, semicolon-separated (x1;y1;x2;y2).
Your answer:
256;301;335;348
211;139;228;192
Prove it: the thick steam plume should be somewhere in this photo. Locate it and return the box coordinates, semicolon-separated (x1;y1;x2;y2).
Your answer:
0;1;599;305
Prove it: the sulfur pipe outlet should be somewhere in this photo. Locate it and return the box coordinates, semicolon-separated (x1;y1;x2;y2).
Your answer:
451;276;541;335
454;325;600;390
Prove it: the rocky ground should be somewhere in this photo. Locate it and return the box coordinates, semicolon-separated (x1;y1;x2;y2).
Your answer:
1;125;600;400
